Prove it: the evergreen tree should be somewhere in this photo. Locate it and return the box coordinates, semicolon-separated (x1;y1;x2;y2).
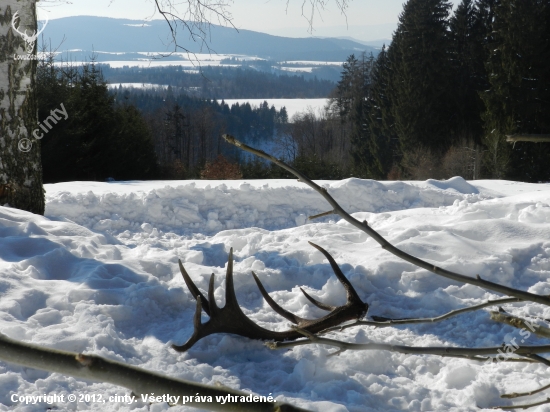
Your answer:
449;0;485;144
39;60;158;182
481;0;550;180
387;0;454;156
364;46;397;179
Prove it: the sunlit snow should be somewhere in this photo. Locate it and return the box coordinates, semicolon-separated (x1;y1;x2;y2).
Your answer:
1;177;550;411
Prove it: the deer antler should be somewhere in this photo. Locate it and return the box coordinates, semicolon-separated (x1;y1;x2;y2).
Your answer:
172;242;368;351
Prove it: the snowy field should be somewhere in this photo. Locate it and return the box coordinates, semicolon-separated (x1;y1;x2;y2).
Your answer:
217;98;329;118
1;177;550;411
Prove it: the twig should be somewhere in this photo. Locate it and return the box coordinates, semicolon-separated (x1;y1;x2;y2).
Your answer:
266;328;550;361
490;397;550;410
0;333;309;412
222;134;550;307
309;210;335;220
502;382;550;399
320;298;521;333
505;134;550;143
490;311;550;338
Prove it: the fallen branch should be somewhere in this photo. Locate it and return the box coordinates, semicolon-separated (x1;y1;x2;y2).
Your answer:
222;134;550;307
0;333;309;412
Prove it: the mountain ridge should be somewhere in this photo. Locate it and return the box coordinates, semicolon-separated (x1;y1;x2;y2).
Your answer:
41;16;377;62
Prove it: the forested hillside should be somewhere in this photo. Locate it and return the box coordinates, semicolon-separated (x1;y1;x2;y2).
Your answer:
103;65;336;98
37;0;549;184
325;0;550;182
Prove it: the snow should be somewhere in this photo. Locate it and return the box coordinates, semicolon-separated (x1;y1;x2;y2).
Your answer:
1;177;550;411
217;98;329;118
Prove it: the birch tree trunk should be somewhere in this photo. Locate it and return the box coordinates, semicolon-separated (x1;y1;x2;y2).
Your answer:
0;1;45;215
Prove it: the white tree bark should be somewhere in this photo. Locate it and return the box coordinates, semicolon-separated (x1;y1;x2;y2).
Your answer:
0;0;45;214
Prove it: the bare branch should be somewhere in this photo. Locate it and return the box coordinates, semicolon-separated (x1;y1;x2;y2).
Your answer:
490;311;550;338
309;210;336;220
502;381;550;399
152;0;235;60
267;328;550;361
289;0;350;33
490;397;550;410
320;298;521;334
0;333;309;412
506;134;550;143
221;134;550;307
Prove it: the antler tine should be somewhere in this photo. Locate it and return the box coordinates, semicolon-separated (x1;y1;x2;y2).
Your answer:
207;273;218;315
178;259;211;316
224;248;240;308
299;287;336;311
251;271;304;324
172;296;205;352
308;241;363;305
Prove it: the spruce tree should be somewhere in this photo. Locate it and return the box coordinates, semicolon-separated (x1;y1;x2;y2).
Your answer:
387;0;454;157
481;0;550;180
449;0;485;145
363;46;397;179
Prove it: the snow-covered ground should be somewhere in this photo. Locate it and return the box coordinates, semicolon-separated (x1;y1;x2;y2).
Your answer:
1;177;550;411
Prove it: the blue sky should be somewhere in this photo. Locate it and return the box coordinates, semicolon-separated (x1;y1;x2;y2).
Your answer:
39;0;461;42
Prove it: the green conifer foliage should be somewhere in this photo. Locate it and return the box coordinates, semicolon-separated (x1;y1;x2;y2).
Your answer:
387;0;454;155
449;0;486;144
364;46;397;179
481;0;550;180
38;59;158;182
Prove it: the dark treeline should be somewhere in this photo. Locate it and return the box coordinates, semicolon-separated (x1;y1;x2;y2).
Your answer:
37;56;293;181
37;56;159;183
38;0;549;183
102;65;335;99
323;0;550;182
117;86;290;178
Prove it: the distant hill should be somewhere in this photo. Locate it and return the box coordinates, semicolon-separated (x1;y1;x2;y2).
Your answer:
41;16;377;62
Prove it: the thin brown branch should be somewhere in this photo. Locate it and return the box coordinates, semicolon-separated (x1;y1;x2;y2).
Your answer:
309;210;335;220
267;329;550;362
490;311;550;338
502;381;550;399
0;333;309;412
506;134;550;143
320;298;521;333
151;0;236;63
222;134;550;307
490;397;550;410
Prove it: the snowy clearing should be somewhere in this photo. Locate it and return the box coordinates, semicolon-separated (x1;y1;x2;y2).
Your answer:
216;99;329;118
1;177;550;411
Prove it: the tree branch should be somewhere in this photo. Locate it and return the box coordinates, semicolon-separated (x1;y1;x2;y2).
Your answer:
320;298;521;334
490;397;550;410
506;134;550;143
266;327;550;362
490;311;550;338
502;381;550;399
222;134;550;307
0;333;309;412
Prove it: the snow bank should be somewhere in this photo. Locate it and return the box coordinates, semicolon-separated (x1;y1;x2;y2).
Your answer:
0;177;549;411
45;177;489;237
